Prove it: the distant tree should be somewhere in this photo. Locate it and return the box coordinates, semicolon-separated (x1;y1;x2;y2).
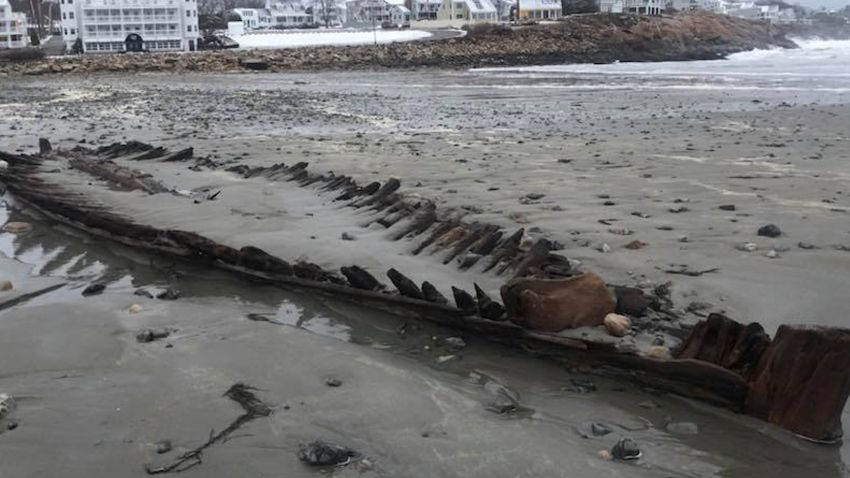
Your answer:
316;0;334;26
199;13;227;33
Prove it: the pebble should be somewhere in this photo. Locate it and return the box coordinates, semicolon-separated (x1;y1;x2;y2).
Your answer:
0;393;16;419
603;313;631;337
757;224;782;238
765;250;779;258
436;354;455;364
135;328;172;343
325;378;342;387
134;289;154;298
0;280;12;292
2;222;32;234
82;283;106;296
341;232;356;241
624;240;647;250
718;204;736;211
298;440;360;467
598;449;613;460
128;303;143;314
666;422;700;435
798;241;817;250
576;421;615;439
597;243;612;253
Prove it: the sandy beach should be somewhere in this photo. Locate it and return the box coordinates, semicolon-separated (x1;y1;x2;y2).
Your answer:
2;41;850;476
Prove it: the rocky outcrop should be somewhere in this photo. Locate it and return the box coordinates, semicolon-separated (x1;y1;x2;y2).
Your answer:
746;326;850;443
501;272;615;332
0;12;795;77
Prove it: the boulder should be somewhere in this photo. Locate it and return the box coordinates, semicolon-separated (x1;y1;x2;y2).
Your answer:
501;272;615;332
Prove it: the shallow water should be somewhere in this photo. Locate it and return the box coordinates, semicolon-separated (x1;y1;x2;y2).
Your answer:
474;39;850;93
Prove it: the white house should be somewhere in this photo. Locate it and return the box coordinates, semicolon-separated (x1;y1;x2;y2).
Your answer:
59;0;200;53
518;0;561;20
388;3;409;26
599;0;624;12
623;0;664;15
727;2;779;22
0;0;29;48
345;0;391;25
437;0;497;22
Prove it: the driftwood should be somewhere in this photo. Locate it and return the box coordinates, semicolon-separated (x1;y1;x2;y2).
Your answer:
145;383;272;474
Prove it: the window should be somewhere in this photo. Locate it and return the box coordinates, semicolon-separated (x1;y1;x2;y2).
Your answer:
186;10;189;16
71;28;76;34
62;12;66;19
69;11;74;18
186;24;191;31
64;27;68;34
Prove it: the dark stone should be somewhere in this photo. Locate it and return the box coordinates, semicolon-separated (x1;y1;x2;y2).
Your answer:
421;281;449;304
611;438;641;460
325;378;342;387
719;204;736;211
136;328;171;343
613;286;654;317
757;224;782;238
297;440;360;467
451;287;477;315
156;288;181;301
82;283;106;296
486;396;518;414
134;288;153;298
386;268;423;300
340;266;382;291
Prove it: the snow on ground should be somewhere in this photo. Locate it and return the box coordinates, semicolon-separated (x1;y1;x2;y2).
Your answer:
236;29;432;49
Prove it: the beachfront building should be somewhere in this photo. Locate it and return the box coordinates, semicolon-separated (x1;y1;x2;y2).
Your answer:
599;0;624;12
345;0;401;25
0;0;29;49
517;0;561;19
436;0;497;22
727;2;779;22
624;0;664;15
59;0;200;53
388;3;410;26
410;0;440;19
230;0;346;30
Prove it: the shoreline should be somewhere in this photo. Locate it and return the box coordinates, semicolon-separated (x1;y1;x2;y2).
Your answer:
1;12;795;77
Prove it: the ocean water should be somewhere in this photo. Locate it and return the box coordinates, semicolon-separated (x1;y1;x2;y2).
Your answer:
474;39;850;93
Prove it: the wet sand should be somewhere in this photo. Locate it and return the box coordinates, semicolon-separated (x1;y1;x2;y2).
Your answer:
1;201;848;477
1;69;850;476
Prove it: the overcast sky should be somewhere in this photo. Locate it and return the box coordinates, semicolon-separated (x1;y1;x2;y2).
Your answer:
799;0;848;9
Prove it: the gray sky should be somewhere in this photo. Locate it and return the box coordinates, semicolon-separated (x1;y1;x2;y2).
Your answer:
796;0;848;9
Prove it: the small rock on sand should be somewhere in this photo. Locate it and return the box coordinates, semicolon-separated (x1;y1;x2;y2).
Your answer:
597;243;612;253
645;345;671;360
576;421;615;439
757;224;782;238
604;313;631;337
82;283;106;296
298;440;360;467
624;240;647;250
736;242;758;252
341;232;356;241
135;328;172;343
128;304;143;314
611;438;641;460
325;378;342;387
0;280;12;292
718;204;737;211
443;337;466;350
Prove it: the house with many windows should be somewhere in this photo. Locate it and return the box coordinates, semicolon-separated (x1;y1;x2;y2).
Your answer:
59;0;200;53
437;0;497;22
0;0;29;49
517;0;561;19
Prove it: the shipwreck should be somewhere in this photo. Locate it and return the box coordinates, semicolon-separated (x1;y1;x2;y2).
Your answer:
1;139;848;444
